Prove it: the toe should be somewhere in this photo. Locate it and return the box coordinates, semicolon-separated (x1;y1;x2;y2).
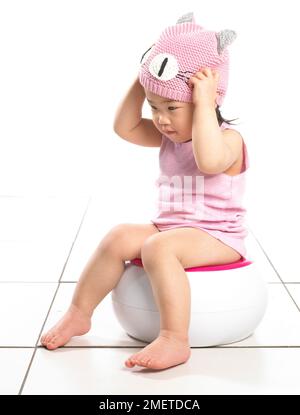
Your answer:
46;335;59;350
41;335;50;347
125;351;152;368
135;359;145;367
40;332;49;342
125;359;135;368
138;357;150;367
44;332;54;344
44;332;54;343
125;352;150;368
46;342;58;350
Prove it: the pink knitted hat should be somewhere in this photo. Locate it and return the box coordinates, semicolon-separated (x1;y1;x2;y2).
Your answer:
139;12;237;106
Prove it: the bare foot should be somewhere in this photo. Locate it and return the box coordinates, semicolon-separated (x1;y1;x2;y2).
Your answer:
40;304;91;350
124;331;191;370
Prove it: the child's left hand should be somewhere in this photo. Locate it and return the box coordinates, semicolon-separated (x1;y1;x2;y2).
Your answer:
188;67;220;107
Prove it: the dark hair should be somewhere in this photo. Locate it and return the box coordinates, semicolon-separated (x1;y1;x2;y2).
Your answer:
216;106;239;126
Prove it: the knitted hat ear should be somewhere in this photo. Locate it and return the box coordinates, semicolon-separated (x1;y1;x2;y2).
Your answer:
216;29;237;55
176;12;195;24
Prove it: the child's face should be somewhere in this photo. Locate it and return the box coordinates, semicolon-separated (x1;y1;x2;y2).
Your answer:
145;89;194;143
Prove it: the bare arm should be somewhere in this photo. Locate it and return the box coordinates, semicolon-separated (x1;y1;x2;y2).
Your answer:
113;76;162;147
192;104;233;174
189;67;240;174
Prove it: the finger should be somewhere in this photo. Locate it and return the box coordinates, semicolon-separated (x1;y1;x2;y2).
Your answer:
188;77;194;87
213;69;220;78
189;76;200;88
201;67;211;76
195;71;206;79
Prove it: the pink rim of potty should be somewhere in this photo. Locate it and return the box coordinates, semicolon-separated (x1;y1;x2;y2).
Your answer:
131;257;253;272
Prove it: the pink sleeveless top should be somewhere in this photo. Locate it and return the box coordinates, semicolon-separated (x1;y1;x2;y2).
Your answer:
150;122;249;259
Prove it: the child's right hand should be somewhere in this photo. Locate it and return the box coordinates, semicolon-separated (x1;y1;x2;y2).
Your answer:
188;67;219;107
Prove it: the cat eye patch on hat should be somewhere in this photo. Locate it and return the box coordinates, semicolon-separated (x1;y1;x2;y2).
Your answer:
148;53;179;81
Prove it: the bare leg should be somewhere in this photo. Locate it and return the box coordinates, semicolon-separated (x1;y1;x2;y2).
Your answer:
124;227;241;370
125;250;191;370
41;223;159;349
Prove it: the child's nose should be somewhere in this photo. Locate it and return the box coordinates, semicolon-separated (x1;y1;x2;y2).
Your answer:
158;114;170;124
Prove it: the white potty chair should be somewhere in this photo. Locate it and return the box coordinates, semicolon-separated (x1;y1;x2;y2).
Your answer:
111;257;268;347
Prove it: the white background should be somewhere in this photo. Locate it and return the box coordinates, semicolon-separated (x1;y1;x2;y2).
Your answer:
0;0;299;226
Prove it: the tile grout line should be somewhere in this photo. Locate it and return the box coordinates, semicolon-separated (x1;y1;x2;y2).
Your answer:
36;345;300;349
18;195;93;395
2;344;299;349
248;226;300;313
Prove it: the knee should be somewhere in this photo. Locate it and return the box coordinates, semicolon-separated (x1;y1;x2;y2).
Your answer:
98;223;132;256
140;234;167;266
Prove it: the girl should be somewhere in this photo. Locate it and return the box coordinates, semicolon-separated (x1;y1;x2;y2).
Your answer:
41;12;248;371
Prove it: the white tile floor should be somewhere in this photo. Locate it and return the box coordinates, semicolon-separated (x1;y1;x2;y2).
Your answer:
1;195;300;395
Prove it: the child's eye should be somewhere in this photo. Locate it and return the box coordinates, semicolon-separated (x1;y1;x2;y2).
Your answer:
150;106;178;111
